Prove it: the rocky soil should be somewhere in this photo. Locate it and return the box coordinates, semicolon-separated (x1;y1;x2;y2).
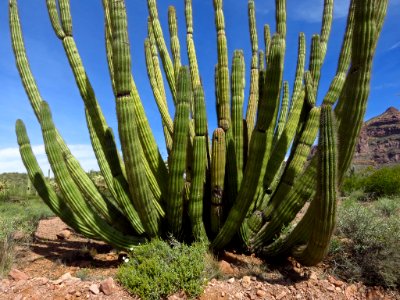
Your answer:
1;217;399;300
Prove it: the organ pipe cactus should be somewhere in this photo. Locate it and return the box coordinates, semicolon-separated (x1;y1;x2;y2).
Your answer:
10;0;388;265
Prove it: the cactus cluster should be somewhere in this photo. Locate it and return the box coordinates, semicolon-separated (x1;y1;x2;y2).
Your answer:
10;0;387;265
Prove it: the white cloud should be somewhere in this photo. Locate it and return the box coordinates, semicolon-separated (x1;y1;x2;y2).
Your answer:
389;41;400;51
0;144;99;174
291;0;349;23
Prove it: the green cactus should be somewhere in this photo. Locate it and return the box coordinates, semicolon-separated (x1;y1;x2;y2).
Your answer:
10;0;387;266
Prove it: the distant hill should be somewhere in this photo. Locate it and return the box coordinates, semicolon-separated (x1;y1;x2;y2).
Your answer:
353;107;400;169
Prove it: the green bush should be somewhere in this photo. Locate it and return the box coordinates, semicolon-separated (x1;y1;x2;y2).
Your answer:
329;197;400;288
362;166;400;198
117;239;218;300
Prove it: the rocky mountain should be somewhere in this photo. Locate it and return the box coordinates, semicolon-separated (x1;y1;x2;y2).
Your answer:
353;106;400;169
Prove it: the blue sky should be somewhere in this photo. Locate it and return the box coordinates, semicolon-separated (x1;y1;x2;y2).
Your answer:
0;0;399;173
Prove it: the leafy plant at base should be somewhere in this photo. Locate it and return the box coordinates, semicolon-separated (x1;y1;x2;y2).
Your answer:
9;0;388;267
117;240;214;300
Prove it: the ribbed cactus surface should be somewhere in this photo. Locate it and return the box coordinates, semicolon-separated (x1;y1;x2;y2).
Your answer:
10;0;387;266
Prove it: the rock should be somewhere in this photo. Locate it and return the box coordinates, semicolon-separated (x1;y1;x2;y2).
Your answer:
328;275;344;287
353;107;400;169
256;289;267;297
220;291;225;297
52;272;72;285
12;230;26;241
56;229;71;240
89;284;100;295
227;277;235;284
241;276;252;287
276;291;287;300
100;277;115;295
326;284;335;292
345;284;358;298
9;269;29;281
219;260;235;275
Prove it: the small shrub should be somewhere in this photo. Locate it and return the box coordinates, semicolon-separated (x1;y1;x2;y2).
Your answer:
0;198;54;277
117;239;218;300
75;268;91;281
362;166;400;198
0;234;15;278
329;198;400;288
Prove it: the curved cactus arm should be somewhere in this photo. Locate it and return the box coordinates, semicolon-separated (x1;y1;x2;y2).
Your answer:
147;18;168;108
40;102;145;248
63;150;142;235
250;107;321;246
9;0;45;121
245;0;259;141
16;120;97;239
144;39;174;135
166;67;191;237
335;0;388;183
210;128;226;236
168;6;181;81
293;105;337;266
147;0;177;102
304;71;316;107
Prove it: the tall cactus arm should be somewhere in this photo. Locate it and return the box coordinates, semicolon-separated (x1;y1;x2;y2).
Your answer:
212;36;284;249
335;0;388;183
167;67;191;237
264;25;271;62
184;0;196;83
231;50;245;189
104;0;169;203
58;0;72;36
189;136;208;241
46;0;130;205
210;128;226;236
293;105;337;266
214;0;230;132
319;0;333;60
245;0;259;141
168;6;182;81
273;81;289;146
147;0;177;102
110;0;161;237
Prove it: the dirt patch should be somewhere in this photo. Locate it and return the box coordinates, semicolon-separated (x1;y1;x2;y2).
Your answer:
1;217;399;299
